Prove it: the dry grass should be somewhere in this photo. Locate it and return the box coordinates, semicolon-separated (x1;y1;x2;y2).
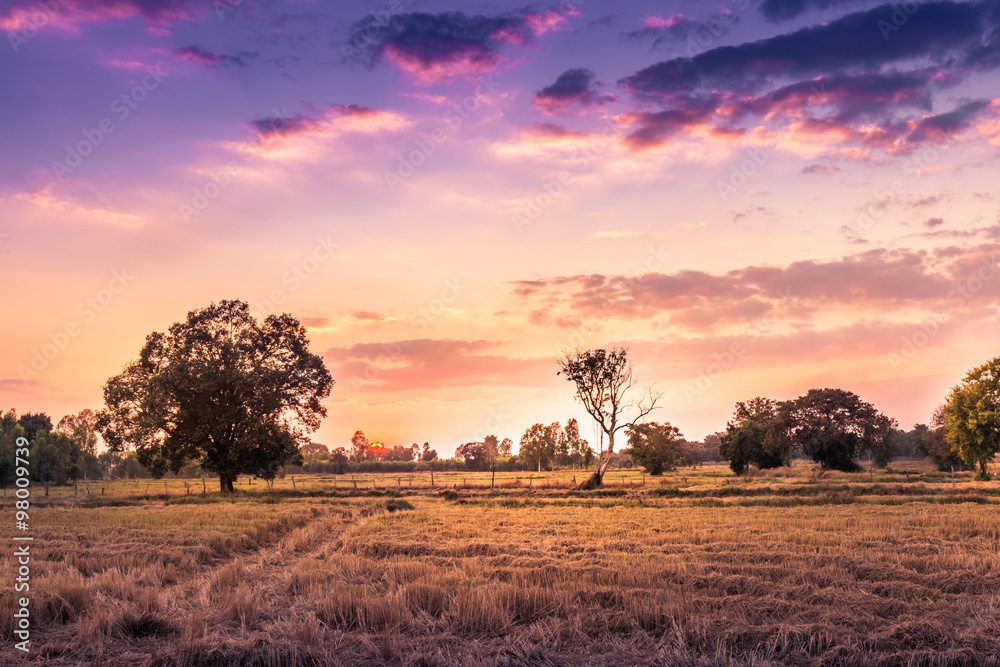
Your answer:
1;463;999;665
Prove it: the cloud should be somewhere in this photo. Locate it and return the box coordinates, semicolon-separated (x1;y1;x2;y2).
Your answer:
325;339;546;392
801;164;840;174
344;9;573;83
925;217;945;228
507;245;1000;331
172;46;256;68
532;68;616;114
614;3;1000;156
622;10;738;50
622;2;987;99
759;0;867;22
241;105;409;161
0;0;199;33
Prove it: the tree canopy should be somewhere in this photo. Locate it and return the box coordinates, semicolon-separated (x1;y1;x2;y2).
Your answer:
788;388;897;472
942;357;1000;480
719;397;793;476
625;421;686;475
97;300;333;491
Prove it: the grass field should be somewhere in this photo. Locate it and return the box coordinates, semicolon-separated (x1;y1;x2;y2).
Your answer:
3;460;1000;666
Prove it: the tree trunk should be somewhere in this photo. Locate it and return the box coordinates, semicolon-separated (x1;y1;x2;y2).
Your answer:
577;448;615;490
220;475;236;493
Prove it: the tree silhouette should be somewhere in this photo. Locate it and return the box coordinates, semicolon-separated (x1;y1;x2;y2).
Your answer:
97;300;333;492
557;347;660;489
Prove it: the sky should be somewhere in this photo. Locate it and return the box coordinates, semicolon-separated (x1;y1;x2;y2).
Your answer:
1;0;999;456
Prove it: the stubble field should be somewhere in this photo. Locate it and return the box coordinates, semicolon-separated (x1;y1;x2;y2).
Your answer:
3;462;1000;666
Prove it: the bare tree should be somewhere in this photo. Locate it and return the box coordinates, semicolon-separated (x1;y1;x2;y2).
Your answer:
557;347;661;489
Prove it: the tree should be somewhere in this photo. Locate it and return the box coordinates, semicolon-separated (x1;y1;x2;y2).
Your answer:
0;410;26;490
561;418;592;468
942;357;1000;480
97;300;333;492
498;437;513;458
30;431;76;485
456;441;491;471
788;388;896;472
329;447;349;474
56;409;99;456
864;414;900;468
301;442;329;455
17;412;52;442
421;442;437;461
518;423;560;472
351;431;371;461
625;422;685;475
558;347;661;488
719;398;794;475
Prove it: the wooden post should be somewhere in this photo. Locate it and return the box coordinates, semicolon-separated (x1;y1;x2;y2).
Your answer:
529;476;533;488
373;478;377;490
397;477;401;490
74;481;78;495
463;477;467;488
491;468;495;489
164;480;168;496
202;478;206;494
145;484;150;495
101;487;104;495
292;476;296;489
430;469;434;488
642;473;645;486
353;478;358;491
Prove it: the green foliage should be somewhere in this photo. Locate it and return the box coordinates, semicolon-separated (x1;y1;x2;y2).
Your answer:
624;422;685;475
97;300;333;492
0;410;27;488
17;412;52;442
518;422;560;471
719;398;793;475
943;357;1000;480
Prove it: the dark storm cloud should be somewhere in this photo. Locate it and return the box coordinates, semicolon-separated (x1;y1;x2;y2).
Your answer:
621;2;985;98
532;69;616;113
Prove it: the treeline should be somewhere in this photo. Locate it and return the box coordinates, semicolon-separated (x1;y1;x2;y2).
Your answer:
713;379;997;479
0;409;151;489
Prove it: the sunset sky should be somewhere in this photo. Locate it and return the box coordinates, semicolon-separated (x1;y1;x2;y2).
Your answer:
2;0;999;455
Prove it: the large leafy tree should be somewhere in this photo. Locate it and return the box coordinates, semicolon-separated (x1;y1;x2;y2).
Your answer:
943;357;1000;480
789;388;897;472
625;421;686;475
719;397;794;476
97;300;333;492
557;347;660;489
